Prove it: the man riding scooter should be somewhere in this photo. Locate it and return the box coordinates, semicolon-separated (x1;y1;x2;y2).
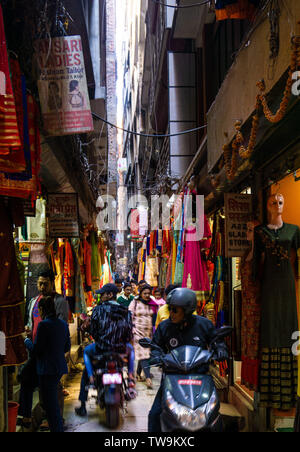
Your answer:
75;284;135;417
148;287;228;432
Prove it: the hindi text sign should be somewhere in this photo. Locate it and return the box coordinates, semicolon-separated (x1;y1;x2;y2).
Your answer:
48;193;79;238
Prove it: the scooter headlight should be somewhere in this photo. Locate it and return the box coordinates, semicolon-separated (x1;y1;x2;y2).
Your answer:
206;389;218;417
165;391;207;431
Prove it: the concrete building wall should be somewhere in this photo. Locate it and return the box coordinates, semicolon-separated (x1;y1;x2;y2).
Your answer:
106;0;118;195
207;0;300;172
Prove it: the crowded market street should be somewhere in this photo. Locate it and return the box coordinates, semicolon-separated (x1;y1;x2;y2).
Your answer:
1;0;300;436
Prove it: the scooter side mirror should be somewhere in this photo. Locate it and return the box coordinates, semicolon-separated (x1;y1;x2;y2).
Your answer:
139;338;152;348
139;338;163;353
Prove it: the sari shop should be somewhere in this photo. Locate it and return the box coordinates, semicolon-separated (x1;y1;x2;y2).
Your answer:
204;108;300;432
15;193;114;348
1;191;114;431
252;138;300;433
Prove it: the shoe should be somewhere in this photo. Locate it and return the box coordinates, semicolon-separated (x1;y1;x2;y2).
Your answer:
146;378;153;389
39;421;50;431
17;418;32;429
128;377;136;388
75;405;87;417
137;375;146;382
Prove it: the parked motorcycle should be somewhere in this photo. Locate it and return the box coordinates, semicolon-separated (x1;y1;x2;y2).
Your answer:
90;351;136;429
139;325;233;432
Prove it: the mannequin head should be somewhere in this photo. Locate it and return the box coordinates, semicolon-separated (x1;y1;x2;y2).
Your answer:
267;193;284;221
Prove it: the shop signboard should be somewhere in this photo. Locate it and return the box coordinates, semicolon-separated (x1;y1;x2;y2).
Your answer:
129;209;143;242
47;193;79;238
35;36;94;136
224;193;253;258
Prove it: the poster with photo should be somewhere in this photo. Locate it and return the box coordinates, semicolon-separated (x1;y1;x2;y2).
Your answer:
35;36;94;136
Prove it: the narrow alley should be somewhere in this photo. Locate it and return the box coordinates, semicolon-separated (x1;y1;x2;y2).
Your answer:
1;0;300;436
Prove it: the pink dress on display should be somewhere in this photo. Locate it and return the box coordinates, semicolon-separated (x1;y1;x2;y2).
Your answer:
182;214;211;292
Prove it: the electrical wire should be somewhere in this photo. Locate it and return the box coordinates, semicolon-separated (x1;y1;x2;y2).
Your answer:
151;0;210;8
92;112;207;138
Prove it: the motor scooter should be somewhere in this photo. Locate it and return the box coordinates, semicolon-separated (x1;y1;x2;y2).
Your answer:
90;351;136;429
139;326;233;432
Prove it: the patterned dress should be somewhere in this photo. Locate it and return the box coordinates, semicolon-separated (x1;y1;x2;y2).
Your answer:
129;298;154;360
253;223;300;409
240;251;261;391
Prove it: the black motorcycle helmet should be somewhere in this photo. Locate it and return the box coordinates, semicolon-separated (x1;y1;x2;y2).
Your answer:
166;287;197;317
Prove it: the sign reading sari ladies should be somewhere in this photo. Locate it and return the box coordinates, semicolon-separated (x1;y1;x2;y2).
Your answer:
47;193;79;238
224;193;253;257
35;36;93;136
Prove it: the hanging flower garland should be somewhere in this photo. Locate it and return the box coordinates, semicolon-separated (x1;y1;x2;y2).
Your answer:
224;34;300;181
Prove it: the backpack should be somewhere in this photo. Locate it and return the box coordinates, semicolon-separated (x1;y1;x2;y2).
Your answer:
90;302;133;353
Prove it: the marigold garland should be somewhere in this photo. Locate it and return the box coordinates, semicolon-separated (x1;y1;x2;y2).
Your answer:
223;34;300;181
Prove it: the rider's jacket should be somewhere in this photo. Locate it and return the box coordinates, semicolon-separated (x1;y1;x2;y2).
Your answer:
89;300;133;353
151;315;227;359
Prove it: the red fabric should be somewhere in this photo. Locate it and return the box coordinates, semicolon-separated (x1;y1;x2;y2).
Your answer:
32;295;42;343
64;240;74;297
0;5;21;154
0;93;41;200
241;356;260;390
130;209;140;239
83;239;92;288
162;229;171;256
240;256;261;391
0;198;27;366
86;291;93;307
0;58;25;171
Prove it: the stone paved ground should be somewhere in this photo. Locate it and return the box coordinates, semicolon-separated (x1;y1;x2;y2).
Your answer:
63;365;161;433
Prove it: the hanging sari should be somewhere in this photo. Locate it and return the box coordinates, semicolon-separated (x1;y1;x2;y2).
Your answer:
0;58;25;172
0;198;27;366
0;92;41;199
71;238;87;314
0;5;21;154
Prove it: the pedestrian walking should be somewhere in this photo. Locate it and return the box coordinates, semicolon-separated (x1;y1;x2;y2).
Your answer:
129;284;154;389
155;284;180;329
24;296;71;432
130;280;139;296
18;269;69;429
117;282;135;308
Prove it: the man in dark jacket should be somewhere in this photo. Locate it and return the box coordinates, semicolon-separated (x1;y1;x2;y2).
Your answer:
24;296;70;432
75;283;134;417
148;288;228;432
18;270;69;429
25;270;69;335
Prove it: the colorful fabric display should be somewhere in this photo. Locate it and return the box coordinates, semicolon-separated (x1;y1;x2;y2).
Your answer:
0;5;21;154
